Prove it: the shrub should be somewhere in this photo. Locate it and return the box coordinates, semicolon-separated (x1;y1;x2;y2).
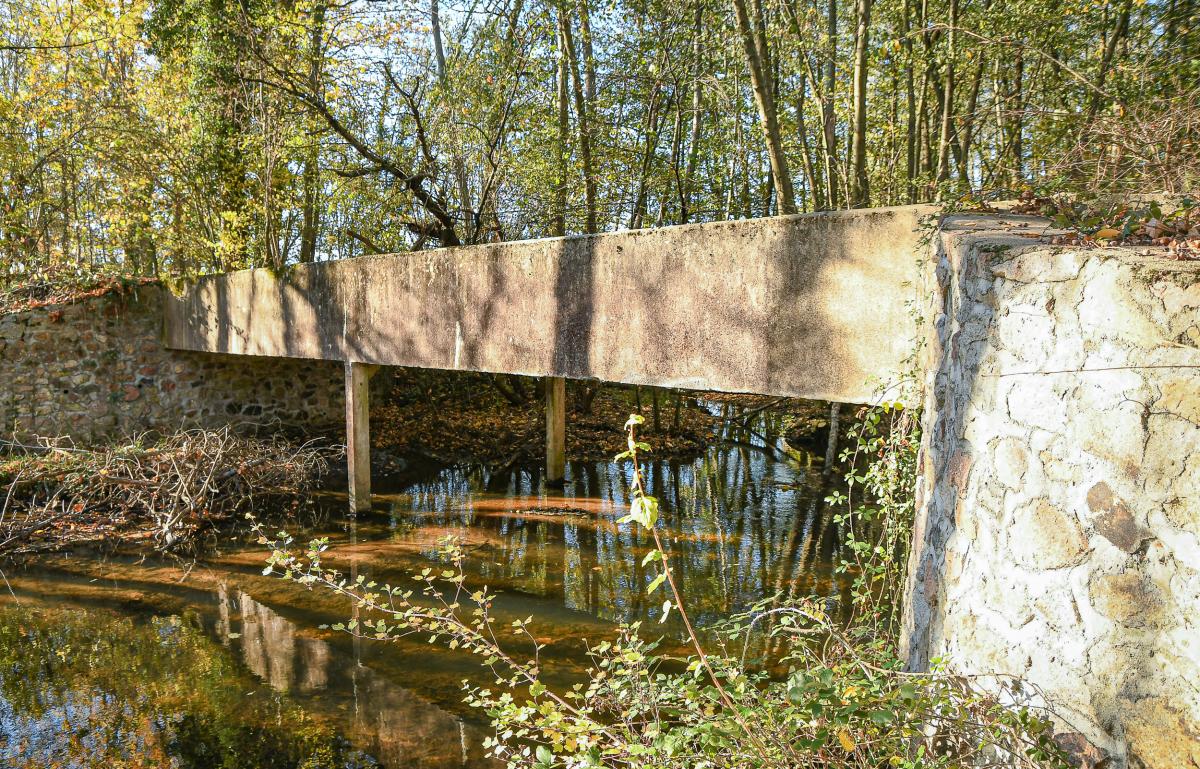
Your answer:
260;410;1069;768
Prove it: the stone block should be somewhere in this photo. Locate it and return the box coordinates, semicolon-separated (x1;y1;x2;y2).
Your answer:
1077;260;1168;350
1122;698;1200;769
1085;481;1151;554
1009;499;1089;570
1156;375;1200;426
992;437;1029;490
1006;375;1070;432
1090;571;1164;628
991;249;1088;284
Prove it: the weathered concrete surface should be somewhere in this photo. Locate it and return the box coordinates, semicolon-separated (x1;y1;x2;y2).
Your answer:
163;206;934;404
345;362;377;512
902;214;1200;768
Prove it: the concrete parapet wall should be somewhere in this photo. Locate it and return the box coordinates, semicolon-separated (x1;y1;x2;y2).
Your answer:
902;215;1200;767
162;206;934;404
0;286;344;443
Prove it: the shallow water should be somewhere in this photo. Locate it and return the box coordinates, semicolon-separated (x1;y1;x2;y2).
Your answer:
0;411;850;768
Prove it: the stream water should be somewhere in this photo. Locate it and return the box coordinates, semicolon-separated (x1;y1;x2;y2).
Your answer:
0;410;851;768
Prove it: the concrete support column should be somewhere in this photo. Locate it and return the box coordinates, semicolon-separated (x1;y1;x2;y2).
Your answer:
345;361;378;512
545;376;566;485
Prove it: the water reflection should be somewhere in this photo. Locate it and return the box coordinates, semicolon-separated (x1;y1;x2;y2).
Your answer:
364;419;848;634
214;585;495;769
0;602;379;769
0;405;850;767
0;582;497;769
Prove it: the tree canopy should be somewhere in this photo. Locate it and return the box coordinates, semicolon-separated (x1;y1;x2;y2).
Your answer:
1;0;1195;278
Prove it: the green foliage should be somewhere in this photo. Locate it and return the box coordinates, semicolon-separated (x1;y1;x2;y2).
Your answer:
824;400;919;639
2;0;1194;280
260;410;1071;769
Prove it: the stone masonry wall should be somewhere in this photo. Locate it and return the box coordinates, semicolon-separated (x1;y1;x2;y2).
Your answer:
903;215;1200;767
0;285;345;444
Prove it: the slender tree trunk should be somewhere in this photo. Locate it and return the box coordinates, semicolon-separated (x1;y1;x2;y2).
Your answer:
431;0;447;77
848;0;871;206
955;52;986;187
1009;51;1024;187
561;11;597;233
299;0;326;263
577;0;596;103
822;0;839;208
681;0;704;222
796;70;820;210
902;0;917;201
934;0;958;185
663;89;685;225
823;402;841;477
730;0;797;213
631;87;665;229
553;17;570;237
725;73;743;219
1089;0;1133;117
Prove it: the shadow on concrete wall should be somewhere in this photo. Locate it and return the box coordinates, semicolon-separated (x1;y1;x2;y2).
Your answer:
164;207;928;404
551;235;596;379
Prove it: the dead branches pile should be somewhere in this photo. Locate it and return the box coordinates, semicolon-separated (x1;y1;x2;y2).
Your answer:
0;427;340;558
1049;90;1200;196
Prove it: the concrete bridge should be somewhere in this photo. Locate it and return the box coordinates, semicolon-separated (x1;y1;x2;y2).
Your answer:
163;205;932;508
160;204;1199;767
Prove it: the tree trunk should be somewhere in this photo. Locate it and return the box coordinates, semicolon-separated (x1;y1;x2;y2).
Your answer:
848;0;871;206
822;0;839;208
955;51;986;187
1089;0;1133;117
903;0;917;201
630;87;665;229
299;0;326;263
796;70;820;210
730;0;797;213
553;16;570;237
823;402;841;477
430;0;447;78
681;0;704;223
1007;51;1024;187
561;11;597;233
934;0;957;186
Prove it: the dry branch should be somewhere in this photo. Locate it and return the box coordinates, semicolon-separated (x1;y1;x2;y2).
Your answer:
0;427;340;559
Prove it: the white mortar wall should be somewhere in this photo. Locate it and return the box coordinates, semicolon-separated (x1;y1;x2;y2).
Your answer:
903;215;1200;767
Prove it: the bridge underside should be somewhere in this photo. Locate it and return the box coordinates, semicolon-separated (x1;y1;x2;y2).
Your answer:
163;205;931;506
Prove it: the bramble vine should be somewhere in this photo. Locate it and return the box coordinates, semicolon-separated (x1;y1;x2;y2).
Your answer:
258;406;1070;768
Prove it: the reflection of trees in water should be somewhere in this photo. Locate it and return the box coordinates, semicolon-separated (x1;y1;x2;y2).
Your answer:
385;426;850;634
0;604;376;769
216;586;495;769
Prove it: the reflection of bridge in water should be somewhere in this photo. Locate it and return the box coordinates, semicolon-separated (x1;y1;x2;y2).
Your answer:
214;583;496;769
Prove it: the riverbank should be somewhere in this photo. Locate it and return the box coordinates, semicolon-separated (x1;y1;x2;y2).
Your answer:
0;428;336;559
369;369;835;466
